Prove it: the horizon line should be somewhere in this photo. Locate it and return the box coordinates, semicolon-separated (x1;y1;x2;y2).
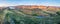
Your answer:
0;5;60;7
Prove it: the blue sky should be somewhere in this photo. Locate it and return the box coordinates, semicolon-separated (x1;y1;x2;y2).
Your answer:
0;0;60;6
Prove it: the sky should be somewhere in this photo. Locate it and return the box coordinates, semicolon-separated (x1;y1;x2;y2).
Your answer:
0;0;60;6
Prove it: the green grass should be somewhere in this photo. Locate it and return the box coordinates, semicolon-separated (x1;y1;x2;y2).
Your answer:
0;9;60;24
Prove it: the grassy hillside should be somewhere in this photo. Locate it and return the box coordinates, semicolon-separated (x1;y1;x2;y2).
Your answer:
0;7;60;24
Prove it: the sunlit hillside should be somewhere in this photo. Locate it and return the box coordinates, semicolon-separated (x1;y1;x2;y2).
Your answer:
15;5;60;11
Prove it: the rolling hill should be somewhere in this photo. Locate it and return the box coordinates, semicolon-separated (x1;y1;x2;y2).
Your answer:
0;5;60;24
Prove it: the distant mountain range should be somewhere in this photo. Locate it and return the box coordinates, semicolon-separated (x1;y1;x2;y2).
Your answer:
14;5;60;11
0;5;60;11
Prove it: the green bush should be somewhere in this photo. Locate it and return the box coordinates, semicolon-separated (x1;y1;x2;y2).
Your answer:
56;11;60;15
32;14;38;16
